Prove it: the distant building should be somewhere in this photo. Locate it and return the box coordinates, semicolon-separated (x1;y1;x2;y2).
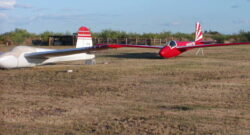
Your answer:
49;35;77;46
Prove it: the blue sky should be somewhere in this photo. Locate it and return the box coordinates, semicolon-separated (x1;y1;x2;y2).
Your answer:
0;0;250;34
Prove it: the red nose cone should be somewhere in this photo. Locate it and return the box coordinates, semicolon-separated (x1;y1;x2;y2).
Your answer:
159;46;183;58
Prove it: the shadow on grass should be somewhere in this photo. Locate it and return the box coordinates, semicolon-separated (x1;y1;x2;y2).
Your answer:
103;52;162;59
158;105;193;111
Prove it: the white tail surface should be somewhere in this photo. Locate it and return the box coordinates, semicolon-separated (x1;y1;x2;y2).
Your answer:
195;22;203;43
76;26;93;48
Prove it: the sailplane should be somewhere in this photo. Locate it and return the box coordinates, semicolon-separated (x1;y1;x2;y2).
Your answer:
0;22;250;69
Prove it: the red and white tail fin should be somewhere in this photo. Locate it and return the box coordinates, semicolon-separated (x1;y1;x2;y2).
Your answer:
76;26;93;48
195;22;203;43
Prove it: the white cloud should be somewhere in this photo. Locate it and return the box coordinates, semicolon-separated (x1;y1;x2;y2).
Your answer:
0;13;7;19
0;0;32;10
15;4;33;9
0;0;16;10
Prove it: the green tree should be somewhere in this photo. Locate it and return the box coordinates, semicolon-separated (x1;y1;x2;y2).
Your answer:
238;31;250;42
0;35;4;44
40;31;55;42
0;28;37;44
97;29;127;39
9;28;33;44
40;31;63;42
158;31;172;39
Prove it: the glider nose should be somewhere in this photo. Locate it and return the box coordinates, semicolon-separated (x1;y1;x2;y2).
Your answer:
0;55;18;69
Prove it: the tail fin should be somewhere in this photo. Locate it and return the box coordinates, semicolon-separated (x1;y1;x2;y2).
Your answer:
76;26;93;48
195;22;203;43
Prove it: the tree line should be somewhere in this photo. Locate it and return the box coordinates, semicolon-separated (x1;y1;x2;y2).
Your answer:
0;28;250;45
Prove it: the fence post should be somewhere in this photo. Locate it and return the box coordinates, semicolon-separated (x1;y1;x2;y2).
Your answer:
72;36;75;46
49;37;52;46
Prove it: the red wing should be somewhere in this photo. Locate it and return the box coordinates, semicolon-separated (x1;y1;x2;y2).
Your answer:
98;44;163;49
176;42;250;50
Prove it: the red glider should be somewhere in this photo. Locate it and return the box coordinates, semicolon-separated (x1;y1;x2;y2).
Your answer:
96;22;250;58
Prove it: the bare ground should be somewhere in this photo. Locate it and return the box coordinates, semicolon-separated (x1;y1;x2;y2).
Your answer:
0;45;250;135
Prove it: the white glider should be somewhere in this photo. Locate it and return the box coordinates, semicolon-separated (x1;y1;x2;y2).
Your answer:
0;27;95;69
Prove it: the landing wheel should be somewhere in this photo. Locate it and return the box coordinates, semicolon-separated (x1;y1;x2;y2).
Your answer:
85;59;96;65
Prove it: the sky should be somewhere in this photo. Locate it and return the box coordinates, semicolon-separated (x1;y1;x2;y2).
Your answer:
0;0;250;34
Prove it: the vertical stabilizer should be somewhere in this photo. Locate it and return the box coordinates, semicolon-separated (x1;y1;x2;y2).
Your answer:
76;26;93;48
195;22;203;43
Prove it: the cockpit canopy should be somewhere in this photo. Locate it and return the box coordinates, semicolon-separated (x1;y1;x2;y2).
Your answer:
167;40;177;48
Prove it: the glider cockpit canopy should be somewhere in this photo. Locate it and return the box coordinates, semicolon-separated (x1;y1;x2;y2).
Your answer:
167;40;177;48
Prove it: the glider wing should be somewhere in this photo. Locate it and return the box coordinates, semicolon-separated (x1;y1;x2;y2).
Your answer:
25;44;162;59
176;42;250;50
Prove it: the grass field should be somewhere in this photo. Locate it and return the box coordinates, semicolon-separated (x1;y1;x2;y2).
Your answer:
1;45;250;135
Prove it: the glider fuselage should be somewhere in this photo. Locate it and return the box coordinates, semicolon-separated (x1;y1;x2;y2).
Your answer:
0;46;94;69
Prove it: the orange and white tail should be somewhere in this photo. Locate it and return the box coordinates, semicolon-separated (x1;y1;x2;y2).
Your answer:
195;22;203;43
76;26;93;48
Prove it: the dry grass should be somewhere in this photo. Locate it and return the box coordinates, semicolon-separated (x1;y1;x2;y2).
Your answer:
1;45;250;135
